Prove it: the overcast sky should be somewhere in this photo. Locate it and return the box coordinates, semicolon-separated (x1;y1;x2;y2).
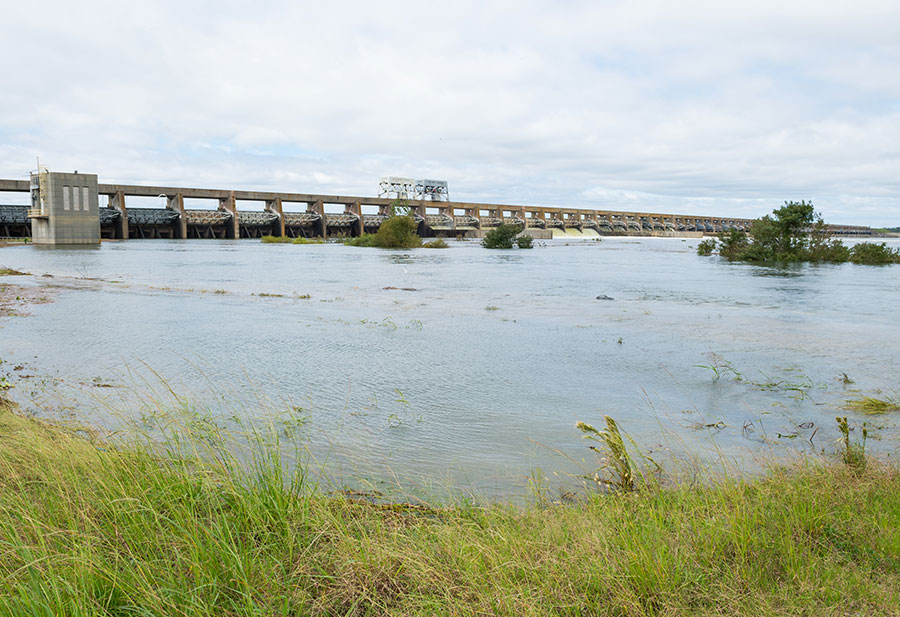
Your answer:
2;1;899;224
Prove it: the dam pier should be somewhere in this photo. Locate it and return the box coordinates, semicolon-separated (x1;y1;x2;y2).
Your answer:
0;171;874;244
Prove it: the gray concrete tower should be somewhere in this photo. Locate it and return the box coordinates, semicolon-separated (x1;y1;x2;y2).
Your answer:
28;169;100;245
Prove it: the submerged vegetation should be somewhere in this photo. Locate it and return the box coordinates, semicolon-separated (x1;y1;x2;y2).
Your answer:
260;235;325;244
482;224;533;249
836;416;868;472
2;400;900;615
698;201;900;265
847;241;900;264
844;395;900;415
422;237;449;249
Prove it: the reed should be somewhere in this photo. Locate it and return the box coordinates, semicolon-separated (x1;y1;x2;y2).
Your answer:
836;416;867;472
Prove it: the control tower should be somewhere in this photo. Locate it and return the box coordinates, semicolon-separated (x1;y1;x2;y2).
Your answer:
27;168;100;245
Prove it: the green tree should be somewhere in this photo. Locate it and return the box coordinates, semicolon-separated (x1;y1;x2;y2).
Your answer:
740;201;817;262
388;199;413;218
482;224;521;249
716;229;749;261
771;200;816;255
345;215;422;249
806;219;849;262
849;242;900;265
696;238;716;256
697;200;898;266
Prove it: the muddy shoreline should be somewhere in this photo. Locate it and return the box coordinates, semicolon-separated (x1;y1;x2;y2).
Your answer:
0;271;56;319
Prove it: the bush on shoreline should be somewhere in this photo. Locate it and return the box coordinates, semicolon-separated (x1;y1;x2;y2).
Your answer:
2;401;900;616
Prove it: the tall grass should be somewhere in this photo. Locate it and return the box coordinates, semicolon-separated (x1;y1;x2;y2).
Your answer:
2;402;900;615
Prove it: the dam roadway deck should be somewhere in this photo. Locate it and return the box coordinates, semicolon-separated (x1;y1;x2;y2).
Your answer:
0;178;874;239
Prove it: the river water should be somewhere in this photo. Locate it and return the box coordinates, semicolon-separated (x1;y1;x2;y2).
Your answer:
1;236;899;498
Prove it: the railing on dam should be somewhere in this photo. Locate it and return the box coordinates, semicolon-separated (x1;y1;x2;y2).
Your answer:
0;178;876;239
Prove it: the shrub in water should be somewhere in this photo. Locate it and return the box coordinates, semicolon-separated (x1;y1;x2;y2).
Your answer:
515;234;534;249
483;224;523;249
344;233;376;247
696;239;716;256
345;216;422;249
716;229;748;261
849;242;900;265
423;238;449;249
699;201;899;267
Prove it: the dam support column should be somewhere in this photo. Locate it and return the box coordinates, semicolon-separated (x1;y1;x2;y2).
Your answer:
348;201;363;237
311;199;326;238
166;193;187;238
265;197;285;237
108;190;128;239
467;207;481;232
218;191;239;239
414;200;427;236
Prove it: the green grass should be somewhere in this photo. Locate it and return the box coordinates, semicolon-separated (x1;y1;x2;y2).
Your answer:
422;238;449;249
261;235;326;244
0;267;27;276
1;401;900;616
844;396;900;415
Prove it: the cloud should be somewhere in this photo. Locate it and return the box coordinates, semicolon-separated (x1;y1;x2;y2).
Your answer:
1;0;899;224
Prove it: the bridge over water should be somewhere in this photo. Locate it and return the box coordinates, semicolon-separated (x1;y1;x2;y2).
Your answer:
0;178;874;240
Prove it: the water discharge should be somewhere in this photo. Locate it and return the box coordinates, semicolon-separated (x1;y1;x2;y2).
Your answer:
1;236;898;498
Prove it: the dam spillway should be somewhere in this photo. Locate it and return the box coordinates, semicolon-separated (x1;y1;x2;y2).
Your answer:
0;177;875;240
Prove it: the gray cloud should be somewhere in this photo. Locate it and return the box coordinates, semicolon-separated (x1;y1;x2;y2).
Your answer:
2;0;899;224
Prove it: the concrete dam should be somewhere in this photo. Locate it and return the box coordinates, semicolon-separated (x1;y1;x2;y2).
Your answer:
0;175;874;242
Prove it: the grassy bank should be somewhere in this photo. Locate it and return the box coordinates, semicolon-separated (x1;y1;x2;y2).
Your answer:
1;402;899;616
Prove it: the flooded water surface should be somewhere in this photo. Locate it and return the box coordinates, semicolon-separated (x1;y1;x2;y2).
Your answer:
2;237;899;498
